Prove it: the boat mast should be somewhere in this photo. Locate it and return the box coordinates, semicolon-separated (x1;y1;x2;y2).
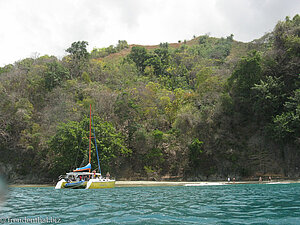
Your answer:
89;104;92;173
92;116;102;175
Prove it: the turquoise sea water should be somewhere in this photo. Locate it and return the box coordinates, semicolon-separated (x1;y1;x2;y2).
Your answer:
1;183;300;224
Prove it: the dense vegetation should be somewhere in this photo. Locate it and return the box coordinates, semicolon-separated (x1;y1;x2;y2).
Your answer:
0;15;299;183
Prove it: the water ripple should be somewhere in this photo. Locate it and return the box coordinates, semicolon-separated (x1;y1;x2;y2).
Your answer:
0;184;300;224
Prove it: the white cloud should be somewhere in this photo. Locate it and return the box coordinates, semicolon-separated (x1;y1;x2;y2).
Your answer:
215;0;300;41
0;0;299;66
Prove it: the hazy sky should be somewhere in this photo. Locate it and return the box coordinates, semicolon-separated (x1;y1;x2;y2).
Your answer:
0;0;299;66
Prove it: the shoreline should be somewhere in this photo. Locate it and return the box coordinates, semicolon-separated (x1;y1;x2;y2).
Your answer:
8;180;300;188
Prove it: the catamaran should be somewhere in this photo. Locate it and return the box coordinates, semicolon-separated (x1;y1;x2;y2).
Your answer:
55;105;115;189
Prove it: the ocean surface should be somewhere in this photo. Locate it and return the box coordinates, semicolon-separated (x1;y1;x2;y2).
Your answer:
1;183;300;224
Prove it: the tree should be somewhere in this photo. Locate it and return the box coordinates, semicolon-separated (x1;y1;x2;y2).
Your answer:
270;88;300;142
0;64;13;75
48;116;129;176
210;36;233;60
144;129;165;172
271;14;300;94
116;40;129;51
128;46;148;72
251;76;286;122
44;61;70;91
159;42;169;49
199;34;209;44
227;51;262;115
188;138;203;167
66;41;89;59
144;54;163;76
65;41;89;78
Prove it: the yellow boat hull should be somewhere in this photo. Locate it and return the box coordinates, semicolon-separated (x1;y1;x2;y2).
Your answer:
87;180;115;189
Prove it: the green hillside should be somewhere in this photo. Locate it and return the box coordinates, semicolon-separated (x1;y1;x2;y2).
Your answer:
0;15;299;183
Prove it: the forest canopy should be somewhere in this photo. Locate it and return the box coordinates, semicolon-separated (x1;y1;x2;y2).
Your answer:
0;15;299;183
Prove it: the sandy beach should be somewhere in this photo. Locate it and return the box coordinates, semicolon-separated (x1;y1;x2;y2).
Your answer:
114;180;300;187
7;180;300;188
115;181;229;187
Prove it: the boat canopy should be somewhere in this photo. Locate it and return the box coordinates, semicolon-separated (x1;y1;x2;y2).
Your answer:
73;163;91;172
66;172;101;176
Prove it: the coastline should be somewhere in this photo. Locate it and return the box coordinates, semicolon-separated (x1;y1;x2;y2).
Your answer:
115;180;300;187
8;180;300;188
